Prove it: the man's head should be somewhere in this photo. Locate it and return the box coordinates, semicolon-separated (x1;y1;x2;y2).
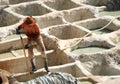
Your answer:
16;16;36;34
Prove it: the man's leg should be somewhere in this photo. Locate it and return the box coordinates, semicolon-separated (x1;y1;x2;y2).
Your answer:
28;44;36;72
36;36;49;72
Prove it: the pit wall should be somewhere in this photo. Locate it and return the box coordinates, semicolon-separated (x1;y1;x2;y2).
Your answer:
0;0;38;5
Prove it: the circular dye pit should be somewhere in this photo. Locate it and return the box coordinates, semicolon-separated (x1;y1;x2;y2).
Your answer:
71;46;108;55
44;0;80;11
0;52;14;59
91;28;113;34
15;48;38;56
48;24;88;40
0;13;19;27
4;34;20;40
116;42;120;46
99;11;120;17
11;3;52;16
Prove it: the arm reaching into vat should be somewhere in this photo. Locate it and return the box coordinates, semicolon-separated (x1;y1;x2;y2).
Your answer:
16;16;49;73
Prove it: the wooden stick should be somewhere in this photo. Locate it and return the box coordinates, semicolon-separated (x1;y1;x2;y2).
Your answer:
97;15;120;31
20;35;31;79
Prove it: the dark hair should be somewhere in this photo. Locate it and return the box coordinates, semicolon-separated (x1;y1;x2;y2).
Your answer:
24;16;36;24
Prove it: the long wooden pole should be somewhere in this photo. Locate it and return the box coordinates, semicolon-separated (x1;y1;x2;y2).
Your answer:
20;35;31;79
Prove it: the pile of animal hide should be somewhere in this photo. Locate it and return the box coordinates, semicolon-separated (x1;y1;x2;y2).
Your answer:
22;72;78;84
0;69;78;84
